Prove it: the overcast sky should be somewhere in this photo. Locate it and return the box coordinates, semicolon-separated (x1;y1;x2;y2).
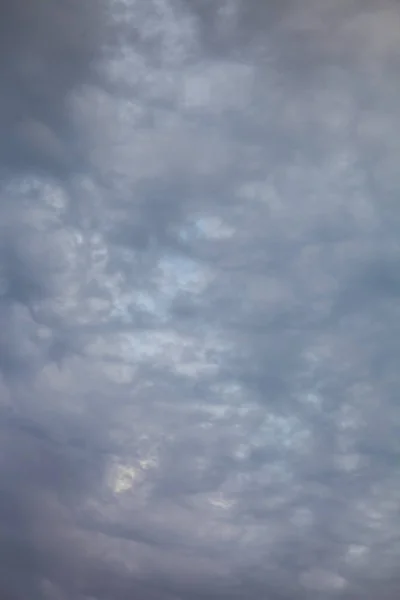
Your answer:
1;1;400;599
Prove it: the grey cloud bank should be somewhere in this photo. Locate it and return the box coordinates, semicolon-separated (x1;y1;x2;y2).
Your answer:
1;0;400;599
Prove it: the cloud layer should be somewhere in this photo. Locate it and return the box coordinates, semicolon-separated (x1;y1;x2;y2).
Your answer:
1;0;400;599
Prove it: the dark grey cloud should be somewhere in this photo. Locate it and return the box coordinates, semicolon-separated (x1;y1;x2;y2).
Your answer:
2;0;400;599
0;0;108;175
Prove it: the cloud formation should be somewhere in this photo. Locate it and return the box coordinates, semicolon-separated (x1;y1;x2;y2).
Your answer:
0;0;107;174
1;0;400;599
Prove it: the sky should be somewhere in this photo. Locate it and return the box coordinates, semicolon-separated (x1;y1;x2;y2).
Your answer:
1;0;400;599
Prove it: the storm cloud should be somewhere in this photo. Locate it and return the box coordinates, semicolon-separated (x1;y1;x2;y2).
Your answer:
1;0;400;599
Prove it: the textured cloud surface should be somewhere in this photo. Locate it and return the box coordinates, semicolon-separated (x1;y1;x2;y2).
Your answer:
1;0;400;599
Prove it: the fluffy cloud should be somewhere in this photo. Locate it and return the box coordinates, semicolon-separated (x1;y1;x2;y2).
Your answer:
1;0;400;599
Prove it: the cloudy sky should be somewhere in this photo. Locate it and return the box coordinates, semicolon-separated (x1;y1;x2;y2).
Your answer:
1;0;400;598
